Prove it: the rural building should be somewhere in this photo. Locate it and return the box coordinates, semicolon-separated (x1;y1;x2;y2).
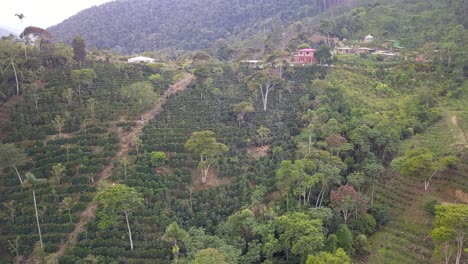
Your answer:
128;56;155;63
240;60;263;69
292;48;317;65
336;46;354;54
355;47;375;54
364;34;374;43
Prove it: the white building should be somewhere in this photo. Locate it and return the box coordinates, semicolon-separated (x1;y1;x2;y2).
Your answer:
128;56;155;63
364;34;374;43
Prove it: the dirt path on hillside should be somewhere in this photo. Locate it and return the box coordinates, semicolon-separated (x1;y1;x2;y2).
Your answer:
451;115;467;145
0;95;21;140
56;73;194;258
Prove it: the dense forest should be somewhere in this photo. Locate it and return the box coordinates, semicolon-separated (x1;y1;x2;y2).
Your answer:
48;0;357;53
0;0;467;263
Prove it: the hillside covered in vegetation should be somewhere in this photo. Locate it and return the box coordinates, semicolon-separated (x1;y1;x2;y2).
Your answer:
48;0;356;53
0;0;467;263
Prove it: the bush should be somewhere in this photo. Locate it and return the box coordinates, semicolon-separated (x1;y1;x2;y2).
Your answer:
44;242;59;253
423;198;439;216
369;204;390;227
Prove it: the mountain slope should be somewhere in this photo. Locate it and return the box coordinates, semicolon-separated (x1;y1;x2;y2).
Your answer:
48;0;356;53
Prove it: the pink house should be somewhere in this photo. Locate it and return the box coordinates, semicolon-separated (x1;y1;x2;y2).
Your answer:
292;48;317;64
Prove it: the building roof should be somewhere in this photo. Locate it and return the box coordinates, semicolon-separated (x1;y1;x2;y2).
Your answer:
129;56;154;60
298;48;316;52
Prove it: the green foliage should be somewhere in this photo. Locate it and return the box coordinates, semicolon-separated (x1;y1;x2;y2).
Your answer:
186;228;240;264
306;248;352;264
353;234;370;256
335;224;353;255
314;45;333;65
431;204;468;264
423;198;439;216
72;35;86;65
120;81;159;114
369;204;389;227
276;212;325;261
94;184;143;230
193;248;227;264
49;0;334;53
150;151;167;167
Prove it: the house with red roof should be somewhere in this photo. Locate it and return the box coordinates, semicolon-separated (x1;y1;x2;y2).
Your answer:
292;48;317;65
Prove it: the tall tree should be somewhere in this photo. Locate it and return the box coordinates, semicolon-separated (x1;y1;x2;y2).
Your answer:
185;131;228;183
432;204;468;264
94;184;143;250
72;35;86;66
49;163;65;202
0;143;29;184
162;222;189;264
314;45;332;65
276;159;319;208
71;69;96;95
276;212;325;262
232;101;254;127
22;172;47;248
14;13;27;59
60;197;76;224
246;70;283;111
330;185;367;224
392;148;459;191
193;248;227;264
256;125;271;147
51;115;65;138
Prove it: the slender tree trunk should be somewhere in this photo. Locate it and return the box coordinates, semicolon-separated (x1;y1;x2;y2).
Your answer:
262;89;269;111
68;208;72;224
424;170;438;191
443;241;452;264
11;58;20;96
316;183;326;207
32;189;43;247
124;210;134;250
173;239;179;264
455;234;464;264
13;166;23;184
371;181;375;206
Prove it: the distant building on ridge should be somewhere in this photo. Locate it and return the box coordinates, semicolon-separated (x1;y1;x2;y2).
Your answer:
128;56;155;63
292;48;317;65
364;34;374;43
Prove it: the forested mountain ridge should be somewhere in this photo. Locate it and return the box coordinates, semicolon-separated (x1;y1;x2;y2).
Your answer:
0;0;467;263
48;0;357;53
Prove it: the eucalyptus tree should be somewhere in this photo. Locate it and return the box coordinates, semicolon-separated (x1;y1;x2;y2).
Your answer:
71;68;96;95
52;115;65;138
432;204;468;264
391;148;459;191
94;184;143;250
22;172;47;247
0;143;29;184
246;69;283;111
60;197;76;224
232;101;254;127
185;130;228;183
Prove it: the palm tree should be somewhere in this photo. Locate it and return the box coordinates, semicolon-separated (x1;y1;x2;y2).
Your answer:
162;222;188;264
14;13;27;59
22;172;47;247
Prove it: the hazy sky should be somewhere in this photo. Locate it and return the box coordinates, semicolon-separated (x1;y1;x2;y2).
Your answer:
0;0;114;33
